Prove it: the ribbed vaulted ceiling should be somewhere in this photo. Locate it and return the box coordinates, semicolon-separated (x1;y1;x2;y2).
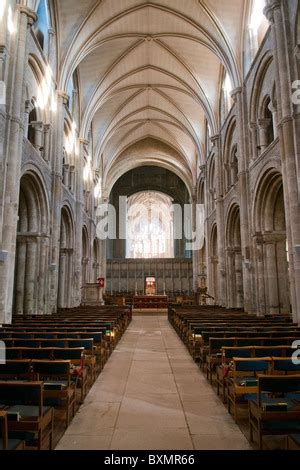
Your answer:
55;0;249;191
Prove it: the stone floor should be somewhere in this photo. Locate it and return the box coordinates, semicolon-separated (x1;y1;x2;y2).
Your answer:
55;315;252;450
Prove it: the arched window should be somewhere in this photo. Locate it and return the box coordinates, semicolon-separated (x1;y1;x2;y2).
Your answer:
27;104;37;144
262;96;274;145
33;0;50;53
249;0;268;57
126;192;174;259
258;96;275;152
230;145;238;186
221;71;233;122
206;121;212;155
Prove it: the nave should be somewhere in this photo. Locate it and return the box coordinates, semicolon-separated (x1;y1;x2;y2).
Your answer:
56;315;251;451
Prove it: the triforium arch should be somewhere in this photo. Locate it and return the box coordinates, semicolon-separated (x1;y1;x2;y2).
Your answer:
252;167;290;315
14;170;49;315
58;205;75;309
225;203;243;309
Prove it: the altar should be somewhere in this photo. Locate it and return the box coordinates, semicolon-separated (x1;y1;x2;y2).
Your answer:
133;295;168;311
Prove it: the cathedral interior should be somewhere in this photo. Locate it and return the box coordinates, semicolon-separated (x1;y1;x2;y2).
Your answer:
0;0;300;453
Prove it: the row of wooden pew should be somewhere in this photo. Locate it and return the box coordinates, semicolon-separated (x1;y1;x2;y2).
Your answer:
169;305;300;450
0;306;132;450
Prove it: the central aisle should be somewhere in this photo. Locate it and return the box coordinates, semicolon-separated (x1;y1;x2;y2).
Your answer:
56;315;251;450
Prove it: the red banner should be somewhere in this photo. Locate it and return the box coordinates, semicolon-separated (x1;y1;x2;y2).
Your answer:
98;277;105;288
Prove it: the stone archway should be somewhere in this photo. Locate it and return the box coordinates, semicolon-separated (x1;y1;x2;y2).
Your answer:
57;206;74;308
14;172;49;315
226;204;243;308
253;169;290;315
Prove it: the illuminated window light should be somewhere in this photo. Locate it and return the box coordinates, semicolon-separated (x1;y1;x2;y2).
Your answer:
7;5;14;34
37;65;54;110
51;90;57;113
0;0;6;22
94;179;102;199
249;0;266;32
83;157;92;182
223;73;232;96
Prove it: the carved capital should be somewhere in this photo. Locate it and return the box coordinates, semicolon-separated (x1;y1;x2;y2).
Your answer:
230;86;242;103
19;6;37;26
57;91;69;105
263;0;282;23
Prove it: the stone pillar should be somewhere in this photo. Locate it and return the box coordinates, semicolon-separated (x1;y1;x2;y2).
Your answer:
269;101;278;139
66;248;74;307
0;45;8;241
37;237;49;314
58;250;67;308
249;122;259;161
264;239;279;314
190;192;199;293
254;235;267;316
211;134;226;306
95;193;107;295
231;87;254;313
49;91;68;312
63;163;69;187
235;250;243;308
69;165;75;192
225;248;234;307
14;238;26;314
43;124;51;162
264;0;300;321
23;100;31;138
24;238;38;314
0;6;37;323
30;121;44;151
258;118;272;152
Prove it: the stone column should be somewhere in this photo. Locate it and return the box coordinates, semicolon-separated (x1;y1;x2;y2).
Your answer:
249;122;259;161
66;248;74;307
235;250;243;308
190;192;199;293
24;238;38;314
43;124;51;162
58;250;67;308
0;6;37;323
225;248;234;307
69;165;75;192
264;238;279;314
96;194;108;295
264;0;300;321
30;121;44;152
258;118;272;152
254;234;267;315
63;163;69;187
0;45;8;241
269;101;279;139
276;237;290;313
231;87;254;313
49;91;68;312
37;236;49;314
23;100;31;138
211;134;226;306
14;238;26;314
